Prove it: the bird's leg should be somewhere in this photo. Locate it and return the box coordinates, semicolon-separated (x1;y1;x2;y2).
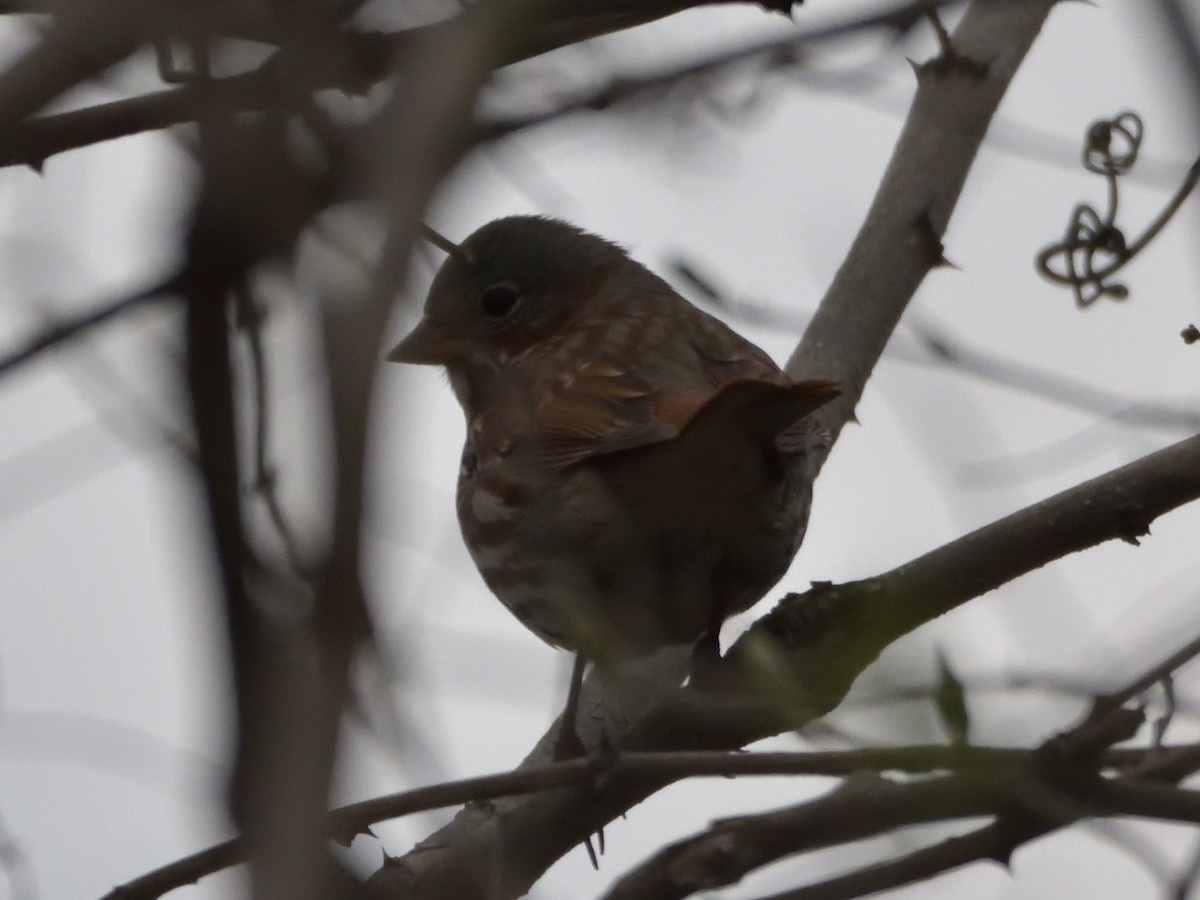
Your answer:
553;653;588;760
690;623;723;690
690;580;730;690
554;653;609;867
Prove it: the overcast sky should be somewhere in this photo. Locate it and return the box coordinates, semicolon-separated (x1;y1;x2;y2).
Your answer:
2;2;1200;898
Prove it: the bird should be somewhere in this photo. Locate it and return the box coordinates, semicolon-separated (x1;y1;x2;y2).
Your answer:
388;215;838;754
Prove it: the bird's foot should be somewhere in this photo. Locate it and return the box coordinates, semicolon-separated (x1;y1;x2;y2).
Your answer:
578;729;619;868
553;718;588;761
688;626;725;691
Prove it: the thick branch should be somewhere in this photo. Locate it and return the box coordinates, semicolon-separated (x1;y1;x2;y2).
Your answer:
740;429;1200;682
0;0;142;134
786;0;1057;473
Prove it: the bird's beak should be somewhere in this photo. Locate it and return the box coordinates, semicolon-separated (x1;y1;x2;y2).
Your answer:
386;318;461;366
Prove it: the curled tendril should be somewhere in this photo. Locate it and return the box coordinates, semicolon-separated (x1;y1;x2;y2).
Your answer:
1082;111;1142;175
1038;111;1200;309
1047;203;1130;307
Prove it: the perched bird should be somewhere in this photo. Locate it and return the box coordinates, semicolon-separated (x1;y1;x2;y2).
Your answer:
389;216;837;748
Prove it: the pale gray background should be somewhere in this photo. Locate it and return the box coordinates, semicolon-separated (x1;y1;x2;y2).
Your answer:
2;1;1199;898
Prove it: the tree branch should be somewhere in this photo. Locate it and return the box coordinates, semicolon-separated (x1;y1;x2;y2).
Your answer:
0;0;143;135
603;771;1015;900
0;274;180;379
735;429;1200;696
0;0;980;171
0;0;810;169
611;618;1200;900
96;744;1048;900
786;0;1058;474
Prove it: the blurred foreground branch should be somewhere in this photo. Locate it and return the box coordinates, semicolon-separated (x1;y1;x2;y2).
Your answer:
0;0;957;170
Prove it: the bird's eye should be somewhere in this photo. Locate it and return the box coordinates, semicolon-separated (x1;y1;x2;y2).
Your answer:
480;283;519;319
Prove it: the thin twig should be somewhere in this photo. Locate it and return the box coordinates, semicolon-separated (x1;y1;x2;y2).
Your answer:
1091;629;1200;720
671;258;1200;433
96;744;1052;900
233;283;311;579
753;819;1025;900
474;0;956;143
615;613;1200;900
0;273;181;379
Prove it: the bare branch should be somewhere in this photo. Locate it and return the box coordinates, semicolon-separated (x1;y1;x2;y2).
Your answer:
787;0;1058;475
754;821;1029;900
116;734;1200;900
0;0;976;171
0;0;142;135
97;745;1035;900
472;0;961;142
671;259;1200;433
611;616;1200;900
0;274;180;379
733;430;1200;708
234;284;312;578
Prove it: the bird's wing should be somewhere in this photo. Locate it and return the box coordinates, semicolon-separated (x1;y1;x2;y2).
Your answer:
528;302;798;470
531;355;682;470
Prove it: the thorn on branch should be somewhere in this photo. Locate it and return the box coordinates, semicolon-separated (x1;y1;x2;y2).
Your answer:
152;34;212;84
583;834;600;870
989;841;1014;869
332;818;373;848
1113;502;1153;545
914;210;955;269
916;10;989;80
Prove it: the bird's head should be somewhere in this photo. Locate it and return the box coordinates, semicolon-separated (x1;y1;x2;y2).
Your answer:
388;216;630;372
